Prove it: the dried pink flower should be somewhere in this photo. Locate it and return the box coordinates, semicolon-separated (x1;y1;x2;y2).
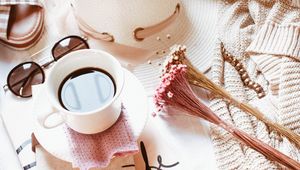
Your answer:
153;64;300;170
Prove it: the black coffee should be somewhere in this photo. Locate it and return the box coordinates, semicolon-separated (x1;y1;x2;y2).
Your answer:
58;67;116;113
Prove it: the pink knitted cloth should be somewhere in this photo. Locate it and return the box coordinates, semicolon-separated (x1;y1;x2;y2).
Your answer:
63;106;138;170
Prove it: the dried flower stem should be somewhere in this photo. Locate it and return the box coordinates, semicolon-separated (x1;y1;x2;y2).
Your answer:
163;45;300;148
154;65;300;169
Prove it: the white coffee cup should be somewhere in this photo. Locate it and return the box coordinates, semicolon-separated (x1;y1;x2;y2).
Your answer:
37;49;124;134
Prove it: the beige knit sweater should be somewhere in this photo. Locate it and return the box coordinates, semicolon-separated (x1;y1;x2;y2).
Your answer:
210;0;300;169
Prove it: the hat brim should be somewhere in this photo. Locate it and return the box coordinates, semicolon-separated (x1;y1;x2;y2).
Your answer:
131;0;218;94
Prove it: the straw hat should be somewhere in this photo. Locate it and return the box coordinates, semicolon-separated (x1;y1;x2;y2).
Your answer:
71;0;218;92
71;0;218;68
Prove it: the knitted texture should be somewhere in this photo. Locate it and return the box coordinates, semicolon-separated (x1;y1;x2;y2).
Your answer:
210;0;300;169
63;106;138;170
291;0;300;8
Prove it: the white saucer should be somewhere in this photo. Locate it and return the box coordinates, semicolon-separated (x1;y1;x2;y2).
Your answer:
32;68;148;162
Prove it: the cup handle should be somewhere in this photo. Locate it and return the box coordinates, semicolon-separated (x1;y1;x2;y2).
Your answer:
37;106;65;129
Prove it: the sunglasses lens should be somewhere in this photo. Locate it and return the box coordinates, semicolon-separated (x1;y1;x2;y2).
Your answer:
8;62;44;97
52;36;89;61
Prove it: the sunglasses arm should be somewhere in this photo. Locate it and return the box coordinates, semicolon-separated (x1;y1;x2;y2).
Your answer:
24;45;52;63
42;60;55;68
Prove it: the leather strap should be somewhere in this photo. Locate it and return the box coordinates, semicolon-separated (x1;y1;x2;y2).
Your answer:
72;3;180;65
0;0;43;40
74;14;154;65
133;4;180;41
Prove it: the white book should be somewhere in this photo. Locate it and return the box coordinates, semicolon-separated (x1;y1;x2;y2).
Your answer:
1;92;37;170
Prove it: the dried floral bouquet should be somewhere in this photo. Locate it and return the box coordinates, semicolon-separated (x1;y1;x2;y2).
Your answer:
154;63;300;169
160;45;300;148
